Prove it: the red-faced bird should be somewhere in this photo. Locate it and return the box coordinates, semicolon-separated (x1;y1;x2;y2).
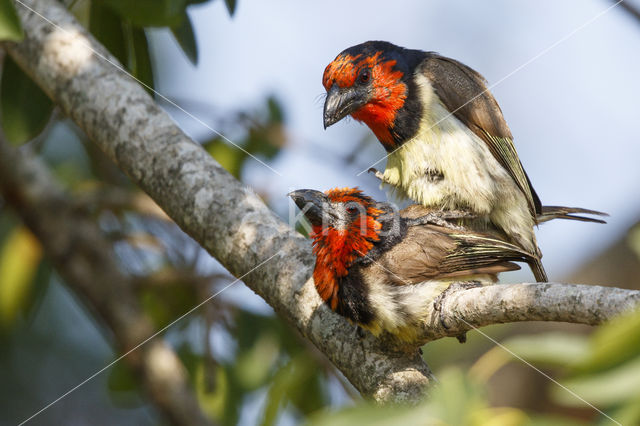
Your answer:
289;187;539;343
322;41;606;282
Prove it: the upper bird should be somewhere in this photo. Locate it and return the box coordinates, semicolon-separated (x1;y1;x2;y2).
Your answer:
322;41;605;282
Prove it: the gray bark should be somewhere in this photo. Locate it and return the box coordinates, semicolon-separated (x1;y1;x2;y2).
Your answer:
3;0;639;413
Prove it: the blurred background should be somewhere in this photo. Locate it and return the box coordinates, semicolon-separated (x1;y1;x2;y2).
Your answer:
1;0;640;424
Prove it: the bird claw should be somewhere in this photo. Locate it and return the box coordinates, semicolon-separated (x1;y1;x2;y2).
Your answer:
407;210;474;230
367;167;385;181
433;281;483;343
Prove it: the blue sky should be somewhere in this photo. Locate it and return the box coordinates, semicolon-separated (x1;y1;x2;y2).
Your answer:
149;0;640;283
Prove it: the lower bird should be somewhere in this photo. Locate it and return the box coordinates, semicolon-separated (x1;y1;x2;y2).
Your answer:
290;187;541;343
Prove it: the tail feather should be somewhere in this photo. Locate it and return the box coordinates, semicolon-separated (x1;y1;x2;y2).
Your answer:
529;258;548;283
537;206;608;224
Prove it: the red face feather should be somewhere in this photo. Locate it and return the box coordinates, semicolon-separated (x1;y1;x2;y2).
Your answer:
323;52;407;149
310;188;383;311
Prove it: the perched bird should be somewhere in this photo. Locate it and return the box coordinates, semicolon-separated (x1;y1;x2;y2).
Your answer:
322;41;606;282
289;187;538;343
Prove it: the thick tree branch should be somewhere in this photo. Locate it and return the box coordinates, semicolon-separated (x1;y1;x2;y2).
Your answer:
416;283;640;341
4;0;435;403
0;137;214;425
3;0;639;406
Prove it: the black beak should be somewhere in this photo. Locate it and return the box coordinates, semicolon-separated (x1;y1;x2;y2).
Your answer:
288;189;330;226
323;84;368;129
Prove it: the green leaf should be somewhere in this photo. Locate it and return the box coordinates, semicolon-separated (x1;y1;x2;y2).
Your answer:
0;56;54;145
266;95;284;123
574;309;640;374
610;396;640;426
89;0;128;66
224;0;237;16
195;361;228;421
0;0;23;41
262;355;320;426
235;333;279;390
503;333;590;367
552;357;640;408
309;367;528;426
205;138;245;178
128;28;155;92
171;13;198;65
99;0;185;28
0;227;42;328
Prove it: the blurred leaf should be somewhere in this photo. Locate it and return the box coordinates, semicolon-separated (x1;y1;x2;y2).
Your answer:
307;403;415;426
0;227;42;328
140;284;197;328
177;343;201;380
205;139;245;178
224;0;237;16
573;309;640;374
235;333;279;389
69;0;92;26
266;96;284;123
610;396;640;426
285;351;329;415
309;367;527;426
0;56;54;145
470;333;589;385
263;355;307;426
0;0;23;41
107;362;144;408
89;2;154;91
525;415;587;426
99;0;185;28
127;27;155;92
195;362;228;422
502;333;590;366
552;357;640;408
427;368;491;426
89;1;128;65
471;333;590;383
626;223;640;260
171;13;198;65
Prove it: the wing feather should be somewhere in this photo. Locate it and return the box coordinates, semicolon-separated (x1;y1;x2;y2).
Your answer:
370;225;534;285
421;54;542;216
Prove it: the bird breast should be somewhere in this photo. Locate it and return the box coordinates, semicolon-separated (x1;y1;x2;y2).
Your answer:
381;73;519;216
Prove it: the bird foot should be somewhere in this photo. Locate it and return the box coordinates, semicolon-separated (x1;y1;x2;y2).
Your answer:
407;210;475;230
367;167;385;181
433;281;483;343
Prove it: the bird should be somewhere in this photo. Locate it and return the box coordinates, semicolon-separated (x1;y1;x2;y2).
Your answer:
289;187;539;343
322;40;606;282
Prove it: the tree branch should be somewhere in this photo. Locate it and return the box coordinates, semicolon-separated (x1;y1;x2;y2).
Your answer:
3;0;639;407
4;0;436;403
0;138;214;425
415;283;640;341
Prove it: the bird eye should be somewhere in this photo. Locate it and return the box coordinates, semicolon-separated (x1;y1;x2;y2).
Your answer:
347;206;359;214
358;69;370;84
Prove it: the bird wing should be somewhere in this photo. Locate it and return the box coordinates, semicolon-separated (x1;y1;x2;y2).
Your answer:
421;54;542;217
368;225;529;285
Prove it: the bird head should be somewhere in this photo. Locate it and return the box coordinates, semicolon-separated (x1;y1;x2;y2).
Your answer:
289;188;383;308
322;41;425;150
